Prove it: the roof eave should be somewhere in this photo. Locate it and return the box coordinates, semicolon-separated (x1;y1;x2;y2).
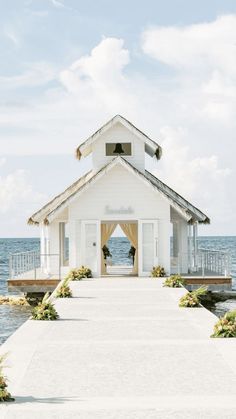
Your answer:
145;143;162;160
27;217;39;226
29;156;210;227
187;215;210;225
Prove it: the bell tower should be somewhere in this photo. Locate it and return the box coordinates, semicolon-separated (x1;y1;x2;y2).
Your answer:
76;115;162;173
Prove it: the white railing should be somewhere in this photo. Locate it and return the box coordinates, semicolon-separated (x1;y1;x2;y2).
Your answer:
197;248;231;277
9;251;61;280
171;248;231;277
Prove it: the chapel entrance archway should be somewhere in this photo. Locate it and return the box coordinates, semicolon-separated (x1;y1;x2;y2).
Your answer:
101;221;138;276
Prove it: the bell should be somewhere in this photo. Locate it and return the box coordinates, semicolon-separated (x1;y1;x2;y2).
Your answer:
113;143;124;154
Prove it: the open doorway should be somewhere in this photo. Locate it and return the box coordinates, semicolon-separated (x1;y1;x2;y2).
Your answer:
101;221;138;276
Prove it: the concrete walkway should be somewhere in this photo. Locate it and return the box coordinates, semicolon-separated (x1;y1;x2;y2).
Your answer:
1;277;236;418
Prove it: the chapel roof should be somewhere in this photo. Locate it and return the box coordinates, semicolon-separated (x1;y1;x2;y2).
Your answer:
28;156;210;226
76;114;162;160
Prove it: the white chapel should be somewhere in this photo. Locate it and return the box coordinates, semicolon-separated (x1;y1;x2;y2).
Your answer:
28;115;209;277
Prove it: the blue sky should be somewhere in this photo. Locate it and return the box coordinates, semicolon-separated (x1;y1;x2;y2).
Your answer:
1;0;236;236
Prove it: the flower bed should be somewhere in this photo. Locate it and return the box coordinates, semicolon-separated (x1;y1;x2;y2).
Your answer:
0;355;14;402
151;265;166;278
32;293;59;320
179;286;208;308
56;279;72;298
211;310;236;338
163;275;185;288
66;266;92;281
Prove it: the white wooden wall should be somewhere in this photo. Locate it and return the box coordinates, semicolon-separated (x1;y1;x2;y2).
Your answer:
44;166;189;276
69;163;171;274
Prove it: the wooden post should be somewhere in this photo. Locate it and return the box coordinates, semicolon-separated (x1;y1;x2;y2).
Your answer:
193;222;198;272
59;222;65;267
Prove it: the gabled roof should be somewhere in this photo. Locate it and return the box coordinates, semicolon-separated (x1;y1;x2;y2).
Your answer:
76;114;162;160
28;156;210;225
28;170;93;225
145;170;210;224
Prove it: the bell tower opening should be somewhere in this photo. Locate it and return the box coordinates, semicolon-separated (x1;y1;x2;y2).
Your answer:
105;142;132;156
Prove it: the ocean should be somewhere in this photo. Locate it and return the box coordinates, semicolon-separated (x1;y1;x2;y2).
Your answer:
0;236;236;345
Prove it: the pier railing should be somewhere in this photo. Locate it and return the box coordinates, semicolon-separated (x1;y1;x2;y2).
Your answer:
9;251;61;280
197;248;231;277
172;248;231;277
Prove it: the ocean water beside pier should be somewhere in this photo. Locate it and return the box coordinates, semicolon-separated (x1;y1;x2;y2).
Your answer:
0;236;236;345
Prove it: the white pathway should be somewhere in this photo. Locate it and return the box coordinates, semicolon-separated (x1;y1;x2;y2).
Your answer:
1;278;236;418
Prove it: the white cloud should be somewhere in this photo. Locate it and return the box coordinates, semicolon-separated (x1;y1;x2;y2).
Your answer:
59;37;131;108
140;15;236;136
156;126;233;233
142;15;236;77
28;10;49;17
157;126;230;197
69;37;129;83
4;27;20;46
0;27;236;234
0;169;46;214
49;0;65;8
0;168;47;237
0;62;56;89
202;71;236;98
0;158;6;167
141;16;236;121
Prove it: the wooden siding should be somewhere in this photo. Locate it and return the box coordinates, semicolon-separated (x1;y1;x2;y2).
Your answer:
69;163;172;272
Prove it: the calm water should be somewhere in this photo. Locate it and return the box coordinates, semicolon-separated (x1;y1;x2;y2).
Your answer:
0;238;40;344
0;236;236;345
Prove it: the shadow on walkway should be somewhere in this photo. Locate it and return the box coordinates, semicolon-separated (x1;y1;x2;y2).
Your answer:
12;395;84;404
58;318;89;322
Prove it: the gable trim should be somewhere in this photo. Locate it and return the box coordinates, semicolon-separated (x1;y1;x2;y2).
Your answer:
76;115;162;160
45;157;207;224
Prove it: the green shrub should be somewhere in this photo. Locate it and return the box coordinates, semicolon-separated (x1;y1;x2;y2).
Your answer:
211;310;236;338
56;279;72;298
0;355;14;402
179;286;208;308
163;275;185;288
31;293;59;320
151;265;166;278
66;266;92;281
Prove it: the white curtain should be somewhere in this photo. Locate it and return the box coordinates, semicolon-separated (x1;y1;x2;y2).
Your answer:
119;223;138;274
101;223;117;274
